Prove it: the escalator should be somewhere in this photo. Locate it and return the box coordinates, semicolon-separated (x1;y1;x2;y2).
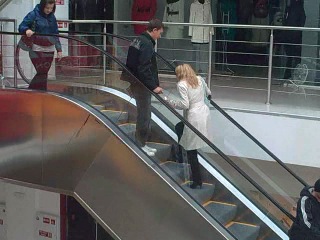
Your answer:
0;0;12;12
1;31;308;239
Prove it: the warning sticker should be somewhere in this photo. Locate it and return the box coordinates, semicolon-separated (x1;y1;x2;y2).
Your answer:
39;230;52;238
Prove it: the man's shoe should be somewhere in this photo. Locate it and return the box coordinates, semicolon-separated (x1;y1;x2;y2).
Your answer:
145;145;157;153
141;146;155;157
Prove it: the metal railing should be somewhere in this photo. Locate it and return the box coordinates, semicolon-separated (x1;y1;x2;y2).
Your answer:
0;18;16;87
56;19;320;108
9;30;295;237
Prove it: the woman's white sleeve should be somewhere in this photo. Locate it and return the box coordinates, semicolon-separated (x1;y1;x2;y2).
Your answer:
167;83;189;110
200;76;212;96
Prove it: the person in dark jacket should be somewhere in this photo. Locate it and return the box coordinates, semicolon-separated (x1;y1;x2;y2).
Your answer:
289;179;320;240
19;0;62;90
125;19;164;156
282;0;306;81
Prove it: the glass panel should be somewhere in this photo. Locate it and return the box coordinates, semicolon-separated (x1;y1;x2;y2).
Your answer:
11;32;298;237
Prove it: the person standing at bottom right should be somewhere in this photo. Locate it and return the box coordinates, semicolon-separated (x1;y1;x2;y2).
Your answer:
165;64;212;189
289;178;320;240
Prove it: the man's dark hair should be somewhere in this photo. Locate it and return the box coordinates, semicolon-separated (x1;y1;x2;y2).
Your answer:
40;0;56;13
147;19;164;32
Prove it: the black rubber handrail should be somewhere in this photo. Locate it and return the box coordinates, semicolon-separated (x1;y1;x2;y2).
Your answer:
10;31;295;222
61;30;308;188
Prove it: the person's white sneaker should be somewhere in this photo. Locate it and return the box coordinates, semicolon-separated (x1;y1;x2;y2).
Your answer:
141;146;155;157
145;145;157;153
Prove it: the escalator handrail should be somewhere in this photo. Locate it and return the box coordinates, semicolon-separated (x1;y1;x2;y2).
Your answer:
10;31;295;222
208;99;308;186
61;30;308;188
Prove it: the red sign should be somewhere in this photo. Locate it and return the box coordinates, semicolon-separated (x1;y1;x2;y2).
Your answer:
43;217;50;224
58;22;63;28
56;0;64;5
39;230;52;238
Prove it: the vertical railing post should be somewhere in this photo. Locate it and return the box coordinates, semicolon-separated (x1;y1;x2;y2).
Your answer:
266;29;274;105
14;19;17;88
95;220;98;240
0;22;3;87
208;29;213;89
103;22;107;85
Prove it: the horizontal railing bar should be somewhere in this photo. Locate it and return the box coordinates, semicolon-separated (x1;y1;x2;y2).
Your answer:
59;19;320;32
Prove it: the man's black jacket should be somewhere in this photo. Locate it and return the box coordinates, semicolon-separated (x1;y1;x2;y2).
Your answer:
289;186;320;240
125;32;159;91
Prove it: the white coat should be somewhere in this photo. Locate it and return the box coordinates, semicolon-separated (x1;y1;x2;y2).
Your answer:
168;76;212;150
163;0;185;39
189;0;214;43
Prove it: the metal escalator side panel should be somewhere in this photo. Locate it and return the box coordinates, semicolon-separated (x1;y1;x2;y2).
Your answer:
0;89;233;240
0;89;110;191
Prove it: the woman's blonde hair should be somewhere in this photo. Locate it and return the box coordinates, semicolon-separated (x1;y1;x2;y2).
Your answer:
175;64;199;88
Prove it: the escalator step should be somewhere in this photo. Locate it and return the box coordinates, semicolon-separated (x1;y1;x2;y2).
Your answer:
92;104;105;111
146;142;171;163
160;161;189;184
181;183;215;204
227;222;260;240
204;201;237;225
101;110;129;124
118;123;136;140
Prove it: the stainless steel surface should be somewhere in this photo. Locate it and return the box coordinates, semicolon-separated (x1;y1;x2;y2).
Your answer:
13;19;17;87
0;88;233;240
267;29;274;105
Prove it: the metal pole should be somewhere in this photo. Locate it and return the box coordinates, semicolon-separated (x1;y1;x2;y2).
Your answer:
208;30;213;89
95;221;98;240
266;29;274;105
13;19;17;88
0;22;3;81
103;23;106;85
0;22;3;89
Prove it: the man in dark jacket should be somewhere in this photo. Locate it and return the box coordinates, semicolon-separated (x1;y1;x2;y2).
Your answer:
289;179;320;240
125;19;164;156
283;0;306;81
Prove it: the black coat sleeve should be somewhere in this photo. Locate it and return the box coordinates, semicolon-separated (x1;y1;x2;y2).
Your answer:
137;42;157;91
299;197;320;237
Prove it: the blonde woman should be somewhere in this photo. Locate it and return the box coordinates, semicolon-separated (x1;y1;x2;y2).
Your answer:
165;64;212;189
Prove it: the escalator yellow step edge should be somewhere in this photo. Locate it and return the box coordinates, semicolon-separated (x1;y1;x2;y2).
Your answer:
101;110;128;114
160;160;184;166
203;201;237;207
160;162;169;166
181;181;213;187
118;123;136;126
146;141;171;146
225;221;258;228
